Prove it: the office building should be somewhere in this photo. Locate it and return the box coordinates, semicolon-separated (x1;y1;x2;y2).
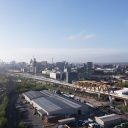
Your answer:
87;62;94;73
66;72;78;83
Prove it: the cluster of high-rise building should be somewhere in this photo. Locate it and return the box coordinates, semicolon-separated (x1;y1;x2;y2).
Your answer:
7;58;128;84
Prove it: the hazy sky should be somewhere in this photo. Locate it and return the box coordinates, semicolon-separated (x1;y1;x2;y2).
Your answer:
0;0;128;63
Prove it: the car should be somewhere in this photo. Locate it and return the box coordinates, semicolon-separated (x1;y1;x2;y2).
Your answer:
22;100;27;104
15;105;23;109
88;118;93;123
82;120;89;126
19;108;27;112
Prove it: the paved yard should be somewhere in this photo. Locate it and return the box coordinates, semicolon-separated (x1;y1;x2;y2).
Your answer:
17;97;43;128
18;98;58;128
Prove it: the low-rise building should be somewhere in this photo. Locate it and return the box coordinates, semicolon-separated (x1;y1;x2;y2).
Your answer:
42;69;51;76
23;90;90;118
23;90;44;104
95;114;123;128
50;72;60;80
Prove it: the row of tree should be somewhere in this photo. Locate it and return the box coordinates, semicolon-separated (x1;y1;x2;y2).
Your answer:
0;96;8;128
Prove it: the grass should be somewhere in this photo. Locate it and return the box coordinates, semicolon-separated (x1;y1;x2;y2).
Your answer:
19;121;27;128
14;77;60;93
0;75;9;86
0;96;8;128
117;104;128;113
114;82;128;88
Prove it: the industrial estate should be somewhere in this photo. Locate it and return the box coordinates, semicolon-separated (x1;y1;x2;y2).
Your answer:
0;59;128;128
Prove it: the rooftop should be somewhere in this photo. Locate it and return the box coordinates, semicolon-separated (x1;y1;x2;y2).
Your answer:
31;90;84;115
23;90;45;100
33;97;62;113
96;114;121;122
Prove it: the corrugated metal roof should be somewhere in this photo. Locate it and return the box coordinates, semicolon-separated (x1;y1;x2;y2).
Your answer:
40;90;54;97
40;90;81;108
24;90;87;116
23;90;44;100
97;114;121;122
33;97;62;113
53;94;81;109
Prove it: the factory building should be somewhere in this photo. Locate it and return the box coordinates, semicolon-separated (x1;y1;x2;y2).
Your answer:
23;90;89;118
95;114;123;128
22;90;44;104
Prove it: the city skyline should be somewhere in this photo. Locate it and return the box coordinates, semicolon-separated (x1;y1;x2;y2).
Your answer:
0;0;128;62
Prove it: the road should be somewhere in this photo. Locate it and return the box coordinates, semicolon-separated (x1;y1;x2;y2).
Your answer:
18;73;73;87
6;77;19;128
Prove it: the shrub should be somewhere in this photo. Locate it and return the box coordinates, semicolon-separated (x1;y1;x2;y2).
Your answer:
0;117;7;128
19;121;27;128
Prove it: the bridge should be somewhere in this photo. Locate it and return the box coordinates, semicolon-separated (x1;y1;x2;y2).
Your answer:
74;81;128;106
13;73;128;106
75;81;111;93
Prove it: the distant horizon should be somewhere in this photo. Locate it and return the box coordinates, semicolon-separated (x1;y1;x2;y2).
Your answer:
2;59;128;65
0;48;128;63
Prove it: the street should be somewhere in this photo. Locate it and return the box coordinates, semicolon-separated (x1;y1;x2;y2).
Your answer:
6;77;19;128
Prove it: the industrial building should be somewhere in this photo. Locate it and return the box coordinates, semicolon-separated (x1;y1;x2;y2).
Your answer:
23;90;89;118
95;114;123;128
22;90;44;104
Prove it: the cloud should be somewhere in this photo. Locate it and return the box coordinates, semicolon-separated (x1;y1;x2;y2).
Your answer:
67;32;96;41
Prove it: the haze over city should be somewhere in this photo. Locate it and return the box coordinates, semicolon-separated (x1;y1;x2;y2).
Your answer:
0;0;128;62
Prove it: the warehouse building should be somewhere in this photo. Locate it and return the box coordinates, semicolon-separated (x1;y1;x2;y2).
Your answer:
95;114;123;128
23;90;89;118
22;90;45;104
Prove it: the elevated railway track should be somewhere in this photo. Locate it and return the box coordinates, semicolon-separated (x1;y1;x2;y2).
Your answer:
11;73;128;106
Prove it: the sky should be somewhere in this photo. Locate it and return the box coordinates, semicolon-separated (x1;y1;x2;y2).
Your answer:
0;0;128;63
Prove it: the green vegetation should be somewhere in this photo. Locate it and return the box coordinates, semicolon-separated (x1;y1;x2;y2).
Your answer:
15;78;47;93
0;96;8;128
114;82;128;88
15;77;58;93
0;117;7;128
0;75;9;86
0;96;8;117
115;122;128;128
19;121;27;128
117;105;128;113
121;83;128;88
